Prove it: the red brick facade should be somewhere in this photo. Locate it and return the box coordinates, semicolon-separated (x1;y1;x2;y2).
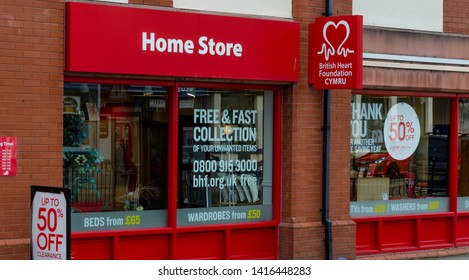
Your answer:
279;0;354;260
0;0;64;259
444;0;469;34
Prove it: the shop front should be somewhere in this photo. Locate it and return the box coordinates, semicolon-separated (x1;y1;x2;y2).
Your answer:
351;27;469;255
64;2;298;259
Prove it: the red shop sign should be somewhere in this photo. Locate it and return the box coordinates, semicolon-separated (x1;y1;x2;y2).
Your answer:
66;2;299;82
309;15;363;89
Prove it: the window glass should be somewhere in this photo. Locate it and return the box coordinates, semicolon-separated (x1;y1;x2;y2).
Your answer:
458;98;469;211
64;83;168;231
177;88;273;225
350;94;450;217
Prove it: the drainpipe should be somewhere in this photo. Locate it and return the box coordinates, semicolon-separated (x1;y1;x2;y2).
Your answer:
321;0;333;260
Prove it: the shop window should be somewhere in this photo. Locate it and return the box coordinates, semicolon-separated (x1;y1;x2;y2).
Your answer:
350;94;450;217
64;83;168;231
177;88;273;225
458;98;469;211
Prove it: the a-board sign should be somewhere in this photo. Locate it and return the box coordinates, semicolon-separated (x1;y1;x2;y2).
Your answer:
31;186;71;260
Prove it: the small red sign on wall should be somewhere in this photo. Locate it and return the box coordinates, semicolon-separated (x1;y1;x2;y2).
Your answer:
309;15;363;89
0;137;17;176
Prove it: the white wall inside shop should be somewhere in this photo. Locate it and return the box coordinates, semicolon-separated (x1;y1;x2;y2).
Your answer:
173;0;292;18
353;0;443;32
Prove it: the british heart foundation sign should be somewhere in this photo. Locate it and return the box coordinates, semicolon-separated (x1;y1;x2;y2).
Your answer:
309;15;363;89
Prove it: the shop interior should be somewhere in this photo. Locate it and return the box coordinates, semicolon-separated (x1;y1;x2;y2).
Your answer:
63;83;168;212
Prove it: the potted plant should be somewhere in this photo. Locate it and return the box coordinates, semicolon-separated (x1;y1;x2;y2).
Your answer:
63;111;104;210
117;184;161;211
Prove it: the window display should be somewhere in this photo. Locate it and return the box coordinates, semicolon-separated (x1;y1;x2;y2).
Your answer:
64;83;169;231
64;83;276;230
350;94;450;217
177;88;273;225
458;98;469;211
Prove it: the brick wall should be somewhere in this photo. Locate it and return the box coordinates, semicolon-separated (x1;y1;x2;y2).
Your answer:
444;0;469;34
0;0;64;259
279;0;355;260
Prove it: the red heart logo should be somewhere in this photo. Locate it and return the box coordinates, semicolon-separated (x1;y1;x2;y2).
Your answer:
318;20;354;61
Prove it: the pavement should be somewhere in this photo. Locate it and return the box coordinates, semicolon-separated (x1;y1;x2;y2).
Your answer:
355;247;469;260
429;254;469;260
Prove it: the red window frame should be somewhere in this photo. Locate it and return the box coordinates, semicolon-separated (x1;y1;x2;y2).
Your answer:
64;76;283;232
351;89;461;255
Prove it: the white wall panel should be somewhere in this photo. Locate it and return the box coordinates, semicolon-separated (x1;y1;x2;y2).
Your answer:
173;0;292;18
353;0;443;32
